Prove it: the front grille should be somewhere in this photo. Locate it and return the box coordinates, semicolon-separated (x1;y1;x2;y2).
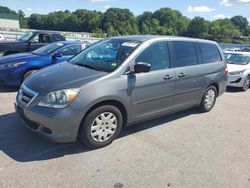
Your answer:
18;85;38;106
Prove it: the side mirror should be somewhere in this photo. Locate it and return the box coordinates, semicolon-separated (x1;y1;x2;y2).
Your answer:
52;53;62;59
134;62;151;73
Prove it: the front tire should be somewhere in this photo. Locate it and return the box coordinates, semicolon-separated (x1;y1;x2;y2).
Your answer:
79;105;123;149
199;85;217;112
242;76;250;91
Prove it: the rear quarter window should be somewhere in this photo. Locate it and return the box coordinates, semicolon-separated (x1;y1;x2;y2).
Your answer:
199;43;222;64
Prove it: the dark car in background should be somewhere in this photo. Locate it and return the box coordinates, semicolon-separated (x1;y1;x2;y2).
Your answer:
0;31;66;56
15;35;227;148
0;41;90;86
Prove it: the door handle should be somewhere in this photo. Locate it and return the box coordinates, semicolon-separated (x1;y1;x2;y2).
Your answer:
163;75;173;80
178;72;186;78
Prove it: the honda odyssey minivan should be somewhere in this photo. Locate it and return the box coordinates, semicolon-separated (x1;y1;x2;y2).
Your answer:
15;35;227;148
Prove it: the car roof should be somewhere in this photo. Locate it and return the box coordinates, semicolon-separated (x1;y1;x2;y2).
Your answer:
52;41;86;45
32;31;63;35
110;35;217;44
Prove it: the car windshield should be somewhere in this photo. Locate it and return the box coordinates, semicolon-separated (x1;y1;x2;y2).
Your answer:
68;39;141;72
17;32;34;42
225;53;250;65
32;42;65;55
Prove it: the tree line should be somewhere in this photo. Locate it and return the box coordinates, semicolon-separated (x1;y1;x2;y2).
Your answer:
1;5;250;43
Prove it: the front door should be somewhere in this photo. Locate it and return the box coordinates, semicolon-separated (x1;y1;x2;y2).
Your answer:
130;41;175;122
29;34;50;51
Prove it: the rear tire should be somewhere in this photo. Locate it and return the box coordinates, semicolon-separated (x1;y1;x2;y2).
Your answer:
79;105;123;149
199;85;217;112
242;76;250;91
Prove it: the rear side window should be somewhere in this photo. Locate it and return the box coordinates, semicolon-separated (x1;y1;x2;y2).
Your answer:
173;41;198;67
199;43;222;63
135;41;170;71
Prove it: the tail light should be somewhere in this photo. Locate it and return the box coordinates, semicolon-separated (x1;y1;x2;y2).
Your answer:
224;67;228;76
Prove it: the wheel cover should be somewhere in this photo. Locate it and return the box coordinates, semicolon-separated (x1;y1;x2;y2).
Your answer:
204;89;216;109
90;112;117;143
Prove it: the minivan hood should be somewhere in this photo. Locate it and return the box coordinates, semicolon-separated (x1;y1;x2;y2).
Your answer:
25;62;108;95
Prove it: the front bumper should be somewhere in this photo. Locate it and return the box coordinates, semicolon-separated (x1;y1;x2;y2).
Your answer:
0;69;22;86
15;98;84;143
227;73;247;88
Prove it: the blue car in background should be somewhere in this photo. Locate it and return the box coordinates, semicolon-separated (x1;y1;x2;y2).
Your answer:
0;41;91;86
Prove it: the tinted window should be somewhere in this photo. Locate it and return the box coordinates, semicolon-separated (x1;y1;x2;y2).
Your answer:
59;44;82;56
173;41;198;67
199;43;222;63
135;42;170;71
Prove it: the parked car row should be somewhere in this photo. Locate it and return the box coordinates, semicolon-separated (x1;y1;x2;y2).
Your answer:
0;35;248;149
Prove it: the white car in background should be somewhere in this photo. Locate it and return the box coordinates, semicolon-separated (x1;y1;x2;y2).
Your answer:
0;34;5;41
224;51;250;91
224;48;241;52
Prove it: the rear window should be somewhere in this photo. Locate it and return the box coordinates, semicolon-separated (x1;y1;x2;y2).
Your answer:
173;41;198;67
199;43;222;64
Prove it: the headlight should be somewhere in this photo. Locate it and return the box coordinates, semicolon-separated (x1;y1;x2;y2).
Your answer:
0;61;26;69
38;88;80;108
229;70;246;75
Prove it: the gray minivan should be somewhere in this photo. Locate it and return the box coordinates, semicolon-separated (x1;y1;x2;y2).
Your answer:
15;35;228;148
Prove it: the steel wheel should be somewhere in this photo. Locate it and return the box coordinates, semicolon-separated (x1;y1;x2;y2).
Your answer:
90;112;117;143
204;89;216;109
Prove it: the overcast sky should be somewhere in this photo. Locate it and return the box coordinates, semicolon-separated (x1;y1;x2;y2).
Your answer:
1;0;250;21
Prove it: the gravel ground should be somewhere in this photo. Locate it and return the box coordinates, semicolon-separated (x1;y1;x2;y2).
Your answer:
0;86;250;188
